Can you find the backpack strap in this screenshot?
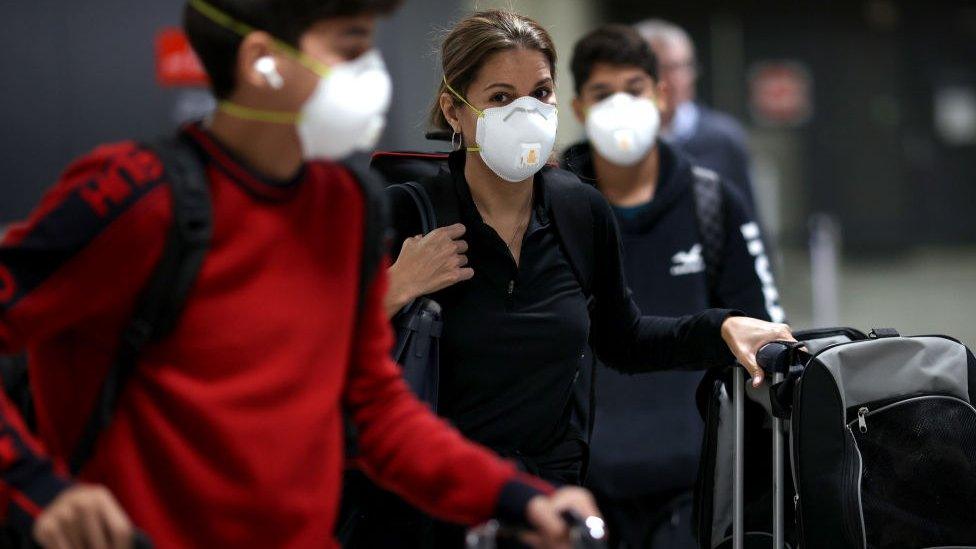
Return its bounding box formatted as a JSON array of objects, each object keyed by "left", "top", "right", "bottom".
[
  {"left": 544, "top": 168, "right": 595, "bottom": 297},
  {"left": 341, "top": 157, "right": 388, "bottom": 314},
  {"left": 388, "top": 182, "right": 437, "bottom": 235},
  {"left": 70, "top": 135, "right": 212, "bottom": 474},
  {"left": 336, "top": 157, "right": 388, "bottom": 464},
  {"left": 690, "top": 166, "right": 726, "bottom": 302},
  {"left": 416, "top": 173, "right": 461, "bottom": 229}
]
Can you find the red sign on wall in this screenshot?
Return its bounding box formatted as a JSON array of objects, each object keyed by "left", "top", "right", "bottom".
[
  {"left": 156, "top": 28, "right": 209, "bottom": 87},
  {"left": 749, "top": 62, "right": 813, "bottom": 127}
]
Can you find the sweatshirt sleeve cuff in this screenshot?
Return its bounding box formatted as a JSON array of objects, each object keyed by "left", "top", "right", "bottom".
[
  {"left": 4, "top": 465, "right": 73, "bottom": 532},
  {"left": 494, "top": 473, "right": 554, "bottom": 527},
  {"left": 703, "top": 308, "right": 743, "bottom": 364}
]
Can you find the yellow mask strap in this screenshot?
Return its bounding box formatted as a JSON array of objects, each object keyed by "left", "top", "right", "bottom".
[
  {"left": 217, "top": 101, "right": 301, "bottom": 124},
  {"left": 442, "top": 76, "right": 483, "bottom": 152},
  {"left": 188, "top": 0, "right": 332, "bottom": 86},
  {"left": 443, "top": 76, "right": 485, "bottom": 119}
]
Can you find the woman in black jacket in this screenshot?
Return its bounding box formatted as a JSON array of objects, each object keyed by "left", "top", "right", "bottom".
[{"left": 385, "top": 9, "right": 792, "bottom": 488}]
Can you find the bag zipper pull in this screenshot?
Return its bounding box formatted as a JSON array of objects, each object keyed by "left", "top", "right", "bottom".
[{"left": 857, "top": 407, "right": 869, "bottom": 433}]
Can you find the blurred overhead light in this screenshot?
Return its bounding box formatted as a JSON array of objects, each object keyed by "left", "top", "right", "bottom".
[{"left": 934, "top": 86, "right": 976, "bottom": 146}]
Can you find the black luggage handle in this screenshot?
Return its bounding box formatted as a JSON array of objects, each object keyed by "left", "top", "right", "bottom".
[
  {"left": 756, "top": 340, "right": 805, "bottom": 376},
  {"left": 561, "top": 510, "right": 607, "bottom": 548},
  {"left": 756, "top": 341, "right": 807, "bottom": 420}
]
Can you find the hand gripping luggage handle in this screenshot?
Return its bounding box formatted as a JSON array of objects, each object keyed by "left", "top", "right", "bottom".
[
  {"left": 465, "top": 510, "right": 607, "bottom": 548},
  {"left": 561, "top": 510, "right": 607, "bottom": 548},
  {"left": 757, "top": 341, "right": 807, "bottom": 421}
]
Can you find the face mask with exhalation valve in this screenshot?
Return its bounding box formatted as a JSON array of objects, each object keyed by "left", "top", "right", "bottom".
[
  {"left": 188, "top": 0, "right": 392, "bottom": 161},
  {"left": 585, "top": 92, "right": 660, "bottom": 167},
  {"left": 444, "top": 77, "right": 558, "bottom": 183}
]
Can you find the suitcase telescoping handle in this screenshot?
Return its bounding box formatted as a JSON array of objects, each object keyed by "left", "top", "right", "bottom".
[{"left": 733, "top": 342, "right": 799, "bottom": 549}]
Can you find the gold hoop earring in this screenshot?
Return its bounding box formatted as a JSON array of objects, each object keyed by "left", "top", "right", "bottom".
[{"left": 451, "top": 131, "right": 463, "bottom": 151}]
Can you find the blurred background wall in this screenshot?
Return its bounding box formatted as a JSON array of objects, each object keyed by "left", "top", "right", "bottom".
[{"left": 1, "top": 0, "right": 974, "bottom": 344}]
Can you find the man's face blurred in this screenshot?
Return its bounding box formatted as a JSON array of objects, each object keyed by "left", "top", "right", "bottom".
[
  {"left": 573, "top": 62, "right": 660, "bottom": 123},
  {"left": 241, "top": 14, "right": 378, "bottom": 112},
  {"left": 648, "top": 37, "right": 697, "bottom": 125}
]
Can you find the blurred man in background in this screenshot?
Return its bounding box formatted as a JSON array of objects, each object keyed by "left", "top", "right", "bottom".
[{"left": 636, "top": 19, "right": 758, "bottom": 212}]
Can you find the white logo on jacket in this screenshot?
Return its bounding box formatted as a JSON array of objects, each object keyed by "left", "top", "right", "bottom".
[{"left": 670, "top": 244, "right": 705, "bottom": 276}]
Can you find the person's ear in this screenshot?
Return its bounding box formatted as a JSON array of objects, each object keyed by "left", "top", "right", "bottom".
[
  {"left": 654, "top": 79, "right": 669, "bottom": 110},
  {"left": 440, "top": 93, "right": 463, "bottom": 134},
  {"left": 236, "top": 31, "right": 280, "bottom": 91},
  {"left": 572, "top": 96, "right": 586, "bottom": 124}
]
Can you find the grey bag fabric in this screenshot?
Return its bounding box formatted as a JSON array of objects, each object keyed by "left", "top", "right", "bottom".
[{"left": 816, "top": 336, "right": 970, "bottom": 410}]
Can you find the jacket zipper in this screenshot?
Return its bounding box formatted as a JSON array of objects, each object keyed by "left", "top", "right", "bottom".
[
  {"left": 842, "top": 427, "right": 866, "bottom": 548},
  {"left": 790, "top": 375, "right": 805, "bottom": 544}
]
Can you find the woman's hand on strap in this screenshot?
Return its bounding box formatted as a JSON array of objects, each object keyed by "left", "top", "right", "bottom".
[
  {"left": 721, "top": 316, "right": 796, "bottom": 387},
  {"left": 384, "top": 224, "right": 474, "bottom": 317}
]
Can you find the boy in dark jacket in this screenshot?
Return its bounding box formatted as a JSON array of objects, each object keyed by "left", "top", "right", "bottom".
[
  {"left": 0, "top": 1, "right": 598, "bottom": 547},
  {"left": 563, "top": 25, "right": 783, "bottom": 549}
]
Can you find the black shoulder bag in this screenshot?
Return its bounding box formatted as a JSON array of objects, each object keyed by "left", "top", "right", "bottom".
[{"left": 385, "top": 182, "right": 444, "bottom": 409}]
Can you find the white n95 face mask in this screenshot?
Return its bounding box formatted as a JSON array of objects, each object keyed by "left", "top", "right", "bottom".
[
  {"left": 189, "top": 0, "right": 392, "bottom": 161},
  {"left": 585, "top": 93, "right": 660, "bottom": 167},
  {"left": 445, "top": 78, "right": 559, "bottom": 183},
  {"left": 296, "top": 49, "right": 392, "bottom": 161}
]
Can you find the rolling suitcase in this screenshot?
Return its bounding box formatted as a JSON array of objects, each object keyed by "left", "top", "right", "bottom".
[{"left": 705, "top": 328, "right": 976, "bottom": 549}]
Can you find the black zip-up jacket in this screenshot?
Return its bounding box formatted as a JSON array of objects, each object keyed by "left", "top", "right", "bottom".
[
  {"left": 388, "top": 151, "right": 739, "bottom": 481},
  {"left": 562, "top": 140, "right": 783, "bottom": 497}
]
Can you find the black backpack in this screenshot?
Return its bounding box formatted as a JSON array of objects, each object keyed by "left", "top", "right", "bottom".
[{"left": 384, "top": 182, "right": 442, "bottom": 409}]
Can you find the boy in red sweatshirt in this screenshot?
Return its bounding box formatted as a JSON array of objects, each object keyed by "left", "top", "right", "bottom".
[{"left": 0, "top": 1, "right": 597, "bottom": 547}]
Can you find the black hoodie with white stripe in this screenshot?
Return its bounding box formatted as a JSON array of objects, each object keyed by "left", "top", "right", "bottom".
[{"left": 562, "top": 139, "right": 784, "bottom": 498}]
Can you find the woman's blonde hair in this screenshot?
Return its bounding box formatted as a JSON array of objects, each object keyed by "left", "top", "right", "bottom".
[{"left": 429, "top": 9, "right": 557, "bottom": 132}]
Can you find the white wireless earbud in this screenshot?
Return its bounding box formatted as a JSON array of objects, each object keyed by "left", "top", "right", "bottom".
[{"left": 254, "top": 56, "right": 284, "bottom": 90}]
